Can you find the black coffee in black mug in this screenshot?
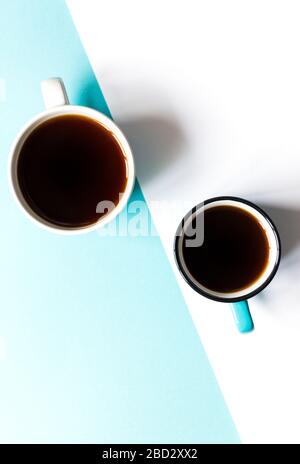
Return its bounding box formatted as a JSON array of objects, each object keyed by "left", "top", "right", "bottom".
[
  {"left": 181, "top": 204, "right": 270, "bottom": 293},
  {"left": 174, "top": 197, "right": 281, "bottom": 333}
]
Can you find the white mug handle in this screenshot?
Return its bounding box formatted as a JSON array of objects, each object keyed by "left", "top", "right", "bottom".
[{"left": 41, "top": 78, "right": 69, "bottom": 109}]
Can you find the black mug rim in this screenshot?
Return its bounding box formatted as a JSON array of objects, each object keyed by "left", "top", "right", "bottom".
[{"left": 173, "top": 196, "right": 281, "bottom": 303}]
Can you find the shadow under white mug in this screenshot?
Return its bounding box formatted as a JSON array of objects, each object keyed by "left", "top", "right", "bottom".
[
  {"left": 174, "top": 197, "right": 281, "bottom": 333},
  {"left": 8, "top": 77, "right": 135, "bottom": 234}
]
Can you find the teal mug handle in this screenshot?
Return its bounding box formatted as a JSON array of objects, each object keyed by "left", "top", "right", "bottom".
[{"left": 231, "top": 301, "right": 254, "bottom": 333}]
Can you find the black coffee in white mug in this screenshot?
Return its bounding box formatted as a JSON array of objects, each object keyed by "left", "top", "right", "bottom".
[
  {"left": 17, "top": 114, "right": 128, "bottom": 228},
  {"left": 9, "top": 78, "right": 135, "bottom": 234}
]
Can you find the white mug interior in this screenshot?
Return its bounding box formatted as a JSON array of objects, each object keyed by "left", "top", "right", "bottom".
[
  {"left": 9, "top": 105, "right": 135, "bottom": 234},
  {"left": 177, "top": 199, "right": 280, "bottom": 300}
]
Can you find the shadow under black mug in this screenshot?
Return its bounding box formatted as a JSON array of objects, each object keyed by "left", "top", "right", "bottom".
[{"left": 174, "top": 197, "right": 281, "bottom": 333}]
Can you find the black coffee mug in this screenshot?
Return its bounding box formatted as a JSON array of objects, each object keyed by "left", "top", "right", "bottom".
[{"left": 174, "top": 197, "right": 281, "bottom": 333}]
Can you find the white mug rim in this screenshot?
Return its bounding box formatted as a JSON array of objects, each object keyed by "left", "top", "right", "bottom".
[{"left": 8, "top": 105, "right": 135, "bottom": 235}]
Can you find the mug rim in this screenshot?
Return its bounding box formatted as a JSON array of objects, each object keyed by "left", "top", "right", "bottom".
[
  {"left": 8, "top": 105, "right": 135, "bottom": 235},
  {"left": 174, "top": 196, "right": 281, "bottom": 303}
]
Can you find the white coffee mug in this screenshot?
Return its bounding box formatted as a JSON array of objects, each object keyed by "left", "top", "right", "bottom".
[{"left": 8, "top": 78, "right": 135, "bottom": 234}]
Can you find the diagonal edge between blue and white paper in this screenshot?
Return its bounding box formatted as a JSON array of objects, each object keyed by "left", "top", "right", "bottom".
[{"left": 0, "top": 0, "right": 239, "bottom": 443}]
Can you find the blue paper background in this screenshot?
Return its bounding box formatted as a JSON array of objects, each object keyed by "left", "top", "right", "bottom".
[{"left": 0, "top": 0, "right": 239, "bottom": 443}]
